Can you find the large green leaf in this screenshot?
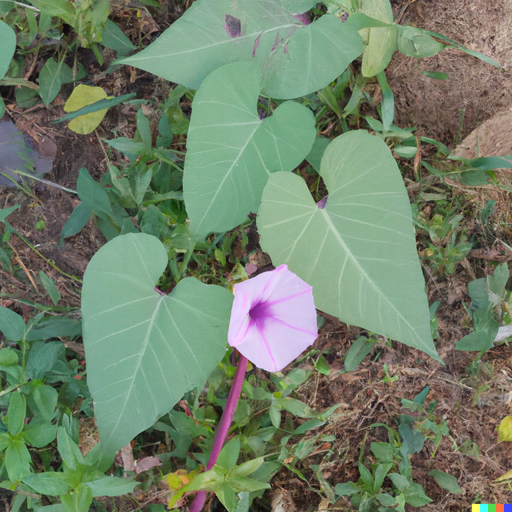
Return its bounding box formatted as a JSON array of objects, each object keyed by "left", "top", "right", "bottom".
[
  {"left": 276, "top": 0, "right": 318, "bottom": 11},
  {"left": 0, "top": 20, "right": 16, "bottom": 81},
  {"left": 82, "top": 233, "right": 233, "bottom": 455},
  {"left": 183, "top": 61, "right": 316, "bottom": 239},
  {"left": 360, "top": 0, "right": 397, "bottom": 77},
  {"left": 120, "top": 0, "right": 364, "bottom": 99},
  {"left": 258, "top": 130, "right": 440, "bottom": 362}
]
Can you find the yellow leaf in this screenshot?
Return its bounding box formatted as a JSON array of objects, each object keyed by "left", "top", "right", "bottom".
[
  {"left": 166, "top": 472, "right": 184, "bottom": 490},
  {"left": 166, "top": 467, "right": 200, "bottom": 490},
  {"left": 64, "top": 84, "right": 108, "bottom": 135},
  {"left": 495, "top": 467, "right": 512, "bottom": 482},
  {"left": 498, "top": 415, "right": 512, "bottom": 442}
]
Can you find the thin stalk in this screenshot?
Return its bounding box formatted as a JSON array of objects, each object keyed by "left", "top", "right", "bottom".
[
  {"left": 21, "top": 335, "right": 28, "bottom": 372},
  {"left": 12, "top": 169, "right": 78, "bottom": 194},
  {"left": 0, "top": 382, "right": 26, "bottom": 399},
  {"left": 10, "top": 229, "right": 83, "bottom": 284},
  {"left": 13, "top": 1, "right": 40, "bottom": 11},
  {"left": 189, "top": 354, "right": 248, "bottom": 512}
]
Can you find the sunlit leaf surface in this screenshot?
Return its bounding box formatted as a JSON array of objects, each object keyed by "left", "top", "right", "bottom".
[
  {"left": 64, "top": 85, "right": 108, "bottom": 135},
  {"left": 258, "top": 130, "right": 440, "bottom": 361},
  {"left": 82, "top": 233, "right": 233, "bottom": 455},
  {"left": 183, "top": 61, "right": 316, "bottom": 239},
  {"left": 121, "top": 0, "right": 364, "bottom": 99}
]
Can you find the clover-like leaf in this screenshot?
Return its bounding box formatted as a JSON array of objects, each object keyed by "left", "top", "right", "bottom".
[
  {"left": 82, "top": 233, "right": 233, "bottom": 456},
  {"left": 258, "top": 130, "right": 440, "bottom": 362},
  {"left": 120, "top": 0, "right": 364, "bottom": 99},
  {"left": 183, "top": 61, "right": 316, "bottom": 240}
]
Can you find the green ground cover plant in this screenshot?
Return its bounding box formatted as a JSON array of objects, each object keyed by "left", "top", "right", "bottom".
[
  {"left": 335, "top": 387, "right": 460, "bottom": 511},
  {"left": 456, "top": 263, "right": 511, "bottom": 354},
  {"left": 0, "top": 0, "right": 137, "bottom": 115},
  {"left": 0, "top": 0, "right": 511, "bottom": 510}
]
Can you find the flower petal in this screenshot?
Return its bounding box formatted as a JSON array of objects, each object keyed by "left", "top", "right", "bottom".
[
  {"left": 227, "top": 292, "right": 251, "bottom": 347},
  {"left": 228, "top": 264, "right": 287, "bottom": 346},
  {"left": 228, "top": 265, "right": 317, "bottom": 372},
  {"left": 235, "top": 320, "right": 279, "bottom": 372}
]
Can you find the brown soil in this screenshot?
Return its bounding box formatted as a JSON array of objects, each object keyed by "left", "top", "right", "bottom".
[
  {"left": 389, "top": 0, "right": 512, "bottom": 147},
  {"left": 1, "top": 1, "right": 512, "bottom": 511},
  {"left": 0, "top": 106, "right": 108, "bottom": 320},
  {"left": 453, "top": 109, "right": 512, "bottom": 160},
  {"left": 293, "top": 316, "right": 512, "bottom": 511}
]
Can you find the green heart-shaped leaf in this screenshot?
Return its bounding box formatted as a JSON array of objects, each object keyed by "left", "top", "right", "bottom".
[
  {"left": 258, "top": 130, "right": 440, "bottom": 362},
  {"left": 121, "top": 0, "right": 364, "bottom": 99},
  {"left": 183, "top": 61, "right": 316, "bottom": 239},
  {"left": 82, "top": 233, "right": 233, "bottom": 455},
  {"left": 261, "top": 14, "right": 365, "bottom": 98}
]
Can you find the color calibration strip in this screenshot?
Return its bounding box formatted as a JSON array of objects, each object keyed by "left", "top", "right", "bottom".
[{"left": 472, "top": 506, "right": 512, "bottom": 511}]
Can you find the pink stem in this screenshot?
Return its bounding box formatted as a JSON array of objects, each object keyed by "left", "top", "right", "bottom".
[{"left": 189, "top": 354, "right": 248, "bottom": 512}]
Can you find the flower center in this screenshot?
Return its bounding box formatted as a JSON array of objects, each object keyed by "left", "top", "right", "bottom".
[{"left": 249, "top": 301, "right": 270, "bottom": 321}]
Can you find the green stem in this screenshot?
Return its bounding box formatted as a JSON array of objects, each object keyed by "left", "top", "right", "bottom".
[
  {"left": 0, "top": 382, "right": 26, "bottom": 399},
  {"left": 12, "top": 230, "right": 83, "bottom": 284}
]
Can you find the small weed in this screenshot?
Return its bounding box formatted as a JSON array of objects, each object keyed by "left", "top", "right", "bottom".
[
  {"left": 333, "top": 387, "right": 460, "bottom": 511},
  {"left": 416, "top": 206, "right": 473, "bottom": 276},
  {"left": 457, "top": 262, "right": 511, "bottom": 354}
]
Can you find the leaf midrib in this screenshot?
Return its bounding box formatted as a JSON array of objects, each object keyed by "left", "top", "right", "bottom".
[
  {"left": 319, "top": 207, "right": 428, "bottom": 350},
  {"left": 101, "top": 294, "right": 165, "bottom": 449},
  {"left": 192, "top": 122, "right": 261, "bottom": 234}
]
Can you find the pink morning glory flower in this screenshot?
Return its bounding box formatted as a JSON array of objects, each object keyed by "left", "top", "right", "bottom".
[
  {"left": 190, "top": 266, "right": 317, "bottom": 511},
  {"left": 228, "top": 264, "right": 318, "bottom": 372}
]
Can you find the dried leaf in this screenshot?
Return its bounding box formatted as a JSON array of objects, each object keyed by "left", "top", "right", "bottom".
[{"left": 134, "top": 456, "right": 162, "bottom": 474}]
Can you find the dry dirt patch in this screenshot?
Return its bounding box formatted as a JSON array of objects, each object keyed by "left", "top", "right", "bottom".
[{"left": 389, "top": 0, "right": 512, "bottom": 145}]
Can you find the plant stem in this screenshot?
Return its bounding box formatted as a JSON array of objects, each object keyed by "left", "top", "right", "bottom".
[
  {"left": 0, "top": 382, "right": 26, "bottom": 399},
  {"left": 11, "top": 169, "right": 78, "bottom": 194},
  {"left": 189, "top": 354, "right": 248, "bottom": 512},
  {"left": 10, "top": 229, "right": 83, "bottom": 284},
  {"left": 208, "top": 354, "right": 248, "bottom": 469},
  {"left": 13, "top": 1, "right": 40, "bottom": 11}
]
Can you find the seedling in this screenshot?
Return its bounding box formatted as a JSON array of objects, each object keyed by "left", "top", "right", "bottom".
[
  {"left": 456, "top": 262, "right": 511, "bottom": 354},
  {"left": 416, "top": 207, "right": 472, "bottom": 276}
]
